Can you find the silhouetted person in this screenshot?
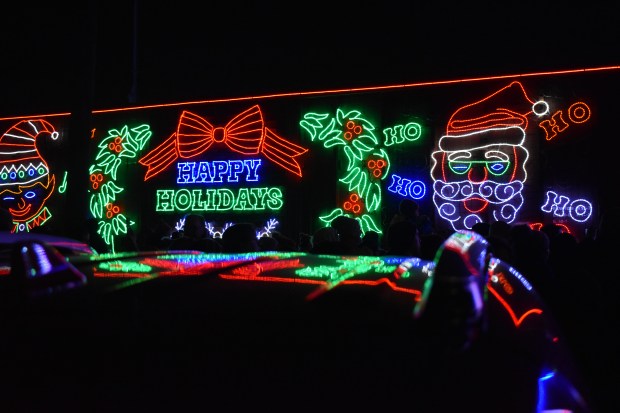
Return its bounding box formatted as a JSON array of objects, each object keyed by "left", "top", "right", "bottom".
[
  {"left": 388, "top": 198, "right": 419, "bottom": 228},
  {"left": 487, "top": 234, "right": 514, "bottom": 263},
  {"left": 489, "top": 220, "right": 512, "bottom": 241},
  {"left": 471, "top": 222, "right": 490, "bottom": 238},
  {"left": 330, "top": 215, "right": 373, "bottom": 255},
  {"left": 310, "top": 226, "right": 339, "bottom": 254},
  {"left": 419, "top": 232, "right": 446, "bottom": 261},
  {"left": 540, "top": 222, "right": 564, "bottom": 242},
  {"left": 385, "top": 219, "right": 420, "bottom": 256},
  {"left": 360, "top": 230, "right": 386, "bottom": 255},
  {"left": 138, "top": 213, "right": 174, "bottom": 251},
  {"left": 258, "top": 235, "right": 279, "bottom": 251},
  {"left": 221, "top": 222, "right": 260, "bottom": 253},
  {"left": 297, "top": 232, "right": 313, "bottom": 252},
  {"left": 415, "top": 214, "right": 435, "bottom": 236},
  {"left": 509, "top": 224, "right": 553, "bottom": 299},
  {"left": 271, "top": 230, "right": 297, "bottom": 252},
  {"left": 487, "top": 220, "right": 514, "bottom": 263}
]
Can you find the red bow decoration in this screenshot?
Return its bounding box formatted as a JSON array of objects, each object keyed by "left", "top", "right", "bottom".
[{"left": 139, "top": 105, "right": 308, "bottom": 180}]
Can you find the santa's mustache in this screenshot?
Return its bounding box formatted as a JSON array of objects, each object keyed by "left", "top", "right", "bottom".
[{"left": 433, "top": 180, "right": 523, "bottom": 203}]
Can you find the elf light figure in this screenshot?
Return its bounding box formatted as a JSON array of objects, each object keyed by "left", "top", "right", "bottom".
[
  {"left": 0, "top": 119, "right": 59, "bottom": 232},
  {"left": 431, "top": 81, "right": 549, "bottom": 231}
]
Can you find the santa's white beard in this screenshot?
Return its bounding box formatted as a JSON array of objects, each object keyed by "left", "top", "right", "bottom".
[{"left": 432, "top": 179, "right": 524, "bottom": 231}]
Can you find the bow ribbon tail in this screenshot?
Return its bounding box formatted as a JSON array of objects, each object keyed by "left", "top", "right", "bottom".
[
  {"left": 260, "top": 128, "right": 308, "bottom": 177},
  {"left": 139, "top": 133, "right": 179, "bottom": 181}
]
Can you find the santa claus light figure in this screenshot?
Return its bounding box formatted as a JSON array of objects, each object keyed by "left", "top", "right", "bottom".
[{"left": 431, "top": 81, "right": 549, "bottom": 231}]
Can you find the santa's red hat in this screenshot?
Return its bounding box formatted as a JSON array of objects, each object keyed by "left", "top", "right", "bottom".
[{"left": 439, "top": 81, "right": 536, "bottom": 151}]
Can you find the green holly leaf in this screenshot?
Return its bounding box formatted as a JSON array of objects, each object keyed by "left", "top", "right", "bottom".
[
  {"left": 100, "top": 181, "right": 123, "bottom": 204},
  {"left": 340, "top": 167, "right": 360, "bottom": 186},
  {"left": 89, "top": 192, "right": 104, "bottom": 219},
  {"left": 317, "top": 118, "right": 337, "bottom": 141},
  {"left": 131, "top": 124, "right": 152, "bottom": 150},
  {"left": 103, "top": 157, "right": 121, "bottom": 180},
  {"left": 100, "top": 221, "right": 112, "bottom": 244},
  {"left": 88, "top": 165, "right": 102, "bottom": 175},
  {"left": 365, "top": 182, "right": 382, "bottom": 213},
  {"left": 336, "top": 109, "right": 362, "bottom": 125},
  {"left": 96, "top": 152, "right": 115, "bottom": 166},
  {"left": 359, "top": 214, "right": 382, "bottom": 234},
  {"left": 353, "top": 170, "right": 368, "bottom": 198},
  {"left": 123, "top": 139, "right": 138, "bottom": 154},
  {"left": 324, "top": 136, "right": 346, "bottom": 148},
  {"left": 113, "top": 214, "right": 128, "bottom": 235},
  {"left": 119, "top": 148, "right": 137, "bottom": 159},
  {"left": 352, "top": 137, "right": 374, "bottom": 153},
  {"left": 300, "top": 113, "right": 330, "bottom": 140},
  {"left": 344, "top": 146, "right": 364, "bottom": 170},
  {"left": 319, "top": 208, "right": 344, "bottom": 226}
]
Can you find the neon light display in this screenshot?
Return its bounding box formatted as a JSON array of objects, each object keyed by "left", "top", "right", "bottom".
[
  {"left": 174, "top": 216, "right": 278, "bottom": 239},
  {"left": 387, "top": 173, "right": 427, "bottom": 200},
  {"left": 382, "top": 122, "right": 422, "bottom": 146},
  {"left": 301, "top": 108, "right": 422, "bottom": 234},
  {"left": 155, "top": 187, "right": 283, "bottom": 212},
  {"left": 541, "top": 190, "right": 592, "bottom": 223},
  {"left": 0, "top": 119, "right": 59, "bottom": 232},
  {"left": 1, "top": 65, "right": 614, "bottom": 244},
  {"left": 529, "top": 222, "right": 572, "bottom": 235},
  {"left": 139, "top": 105, "right": 309, "bottom": 180},
  {"left": 176, "top": 159, "right": 262, "bottom": 184},
  {"left": 431, "top": 81, "right": 549, "bottom": 231},
  {"left": 206, "top": 222, "right": 233, "bottom": 239},
  {"left": 88, "top": 124, "right": 152, "bottom": 252},
  {"left": 538, "top": 101, "right": 590, "bottom": 141},
  {"left": 93, "top": 252, "right": 275, "bottom": 278},
  {"left": 257, "top": 218, "right": 279, "bottom": 238},
  {"left": 219, "top": 254, "right": 424, "bottom": 301},
  {"left": 300, "top": 109, "right": 386, "bottom": 232}
]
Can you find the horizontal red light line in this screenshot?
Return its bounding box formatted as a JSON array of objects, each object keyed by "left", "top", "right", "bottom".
[{"left": 1, "top": 65, "right": 618, "bottom": 121}]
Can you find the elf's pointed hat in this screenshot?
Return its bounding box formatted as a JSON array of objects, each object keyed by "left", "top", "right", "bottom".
[
  {"left": 439, "top": 81, "right": 536, "bottom": 151},
  {"left": 0, "top": 119, "right": 58, "bottom": 187}
]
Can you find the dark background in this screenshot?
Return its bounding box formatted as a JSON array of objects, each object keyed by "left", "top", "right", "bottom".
[
  {"left": 1, "top": 4, "right": 620, "bottom": 412},
  {"left": 0, "top": 1, "right": 619, "bottom": 239},
  {"left": 1, "top": 1, "right": 618, "bottom": 117}
]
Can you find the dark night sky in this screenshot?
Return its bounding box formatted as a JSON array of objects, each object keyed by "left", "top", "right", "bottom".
[{"left": 1, "top": 1, "right": 618, "bottom": 117}]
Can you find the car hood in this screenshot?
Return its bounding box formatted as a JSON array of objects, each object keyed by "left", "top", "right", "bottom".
[{"left": 0, "top": 232, "right": 591, "bottom": 413}]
